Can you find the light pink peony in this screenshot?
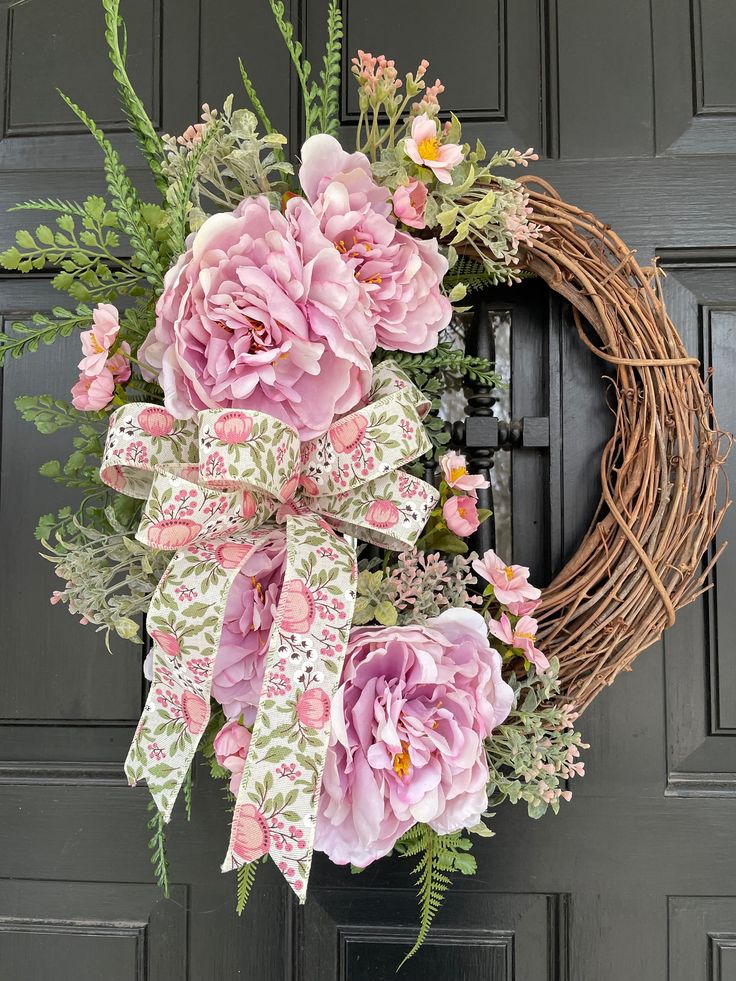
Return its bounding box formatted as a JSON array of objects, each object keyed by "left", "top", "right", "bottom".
[
  {"left": 392, "top": 180, "right": 428, "bottom": 229},
  {"left": 439, "top": 451, "right": 490, "bottom": 496},
  {"left": 213, "top": 719, "right": 252, "bottom": 794},
  {"left": 315, "top": 609, "right": 514, "bottom": 867},
  {"left": 405, "top": 113, "right": 464, "bottom": 184},
  {"left": 472, "top": 549, "right": 541, "bottom": 606},
  {"left": 71, "top": 368, "right": 115, "bottom": 411},
  {"left": 139, "top": 194, "right": 376, "bottom": 439},
  {"left": 211, "top": 536, "right": 287, "bottom": 724},
  {"left": 78, "top": 303, "right": 120, "bottom": 375},
  {"left": 443, "top": 494, "right": 480, "bottom": 537},
  {"left": 299, "top": 134, "right": 451, "bottom": 354}
]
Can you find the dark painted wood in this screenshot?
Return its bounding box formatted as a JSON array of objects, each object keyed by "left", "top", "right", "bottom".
[{"left": 1, "top": 1, "right": 735, "bottom": 978}]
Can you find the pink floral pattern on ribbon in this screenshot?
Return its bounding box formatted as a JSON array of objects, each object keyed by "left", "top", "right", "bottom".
[{"left": 99, "top": 361, "right": 439, "bottom": 901}]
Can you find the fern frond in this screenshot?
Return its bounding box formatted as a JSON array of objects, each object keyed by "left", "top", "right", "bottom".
[
  {"left": 0, "top": 306, "right": 91, "bottom": 366},
  {"left": 166, "top": 125, "right": 217, "bottom": 258},
  {"left": 318, "top": 0, "right": 343, "bottom": 136},
  {"left": 57, "top": 90, "right": 165, "bottom": 287},
  {"left": 238, "top": 58, "right": 276, "bottom": 137},
  {"left": 266, "top": 0, "right": 319, "bottom": 137},
  {"left": 9, "top": 198, "right": 87, "bottom": 216},
  {"left": 397, "top": 824, "right": 477, "bottom": 966},
  {"left": 147, "top": 802, "right": 170, "bottom": 899},
  {"left": 102, "top": 0, "right": 166, "bottom": 193},
  {"left": 236, "top": 862, "right": 258, "bottom": 915},
  {"left": 183, "top": 765, "right": 193, "bottom": 822}
]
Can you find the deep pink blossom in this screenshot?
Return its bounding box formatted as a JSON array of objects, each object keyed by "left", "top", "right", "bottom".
[
  {"left": 78, "top": 303, "right": 120, "bottom": 376},
  {"left": 443, "top": 495, "right": 480, "bottom": 537},
  {"left": 439, "top": 451, "right": 490, "bottom": 496},
  {"left": 139, "top": 194, "right": 375, "bottom": 439},
  {"left": 488, "top": 613, "right": 549, "bottom": 674},
  {"left": 71, "top": 369, "right": 115, "bottom": 411},
  {"left": 472, "top": 549, "right": 541, "bottom": 606},
  {"left": 315, "top": 609, "right": 513, "bottom": 866},
  {"left": 299, "top": 134, "right": 451, "bottom": 353},
  {"left": 392, "top": 180, "right": 428, "bottom": 229},
  {"left": 212, "top": 535, "right": 287, "bottom": 723}
]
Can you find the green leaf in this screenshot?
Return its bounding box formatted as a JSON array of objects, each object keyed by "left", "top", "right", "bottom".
[
  {"left": 374, "top": 600, "right": 398, "bottom": 626},
  {"left": 236, "top": 861, "right": 258, "bottom": 915},
  {"left": 16, "top": 395, "right": 103, "bottom": 434},
  {"left": 102, "top": 0, "right": 166, "bottom": 192}
]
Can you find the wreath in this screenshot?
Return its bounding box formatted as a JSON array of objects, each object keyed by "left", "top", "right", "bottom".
[{"left": 0, "top": 0, "right": 727, "bottom": 964}]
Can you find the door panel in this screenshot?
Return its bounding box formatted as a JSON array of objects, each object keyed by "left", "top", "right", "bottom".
[{"left": 1, "top": 1, "right": 735, "bottom": 979}]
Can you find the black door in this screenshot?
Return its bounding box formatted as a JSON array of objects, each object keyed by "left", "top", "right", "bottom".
[{"left": 1, "top": 2, "right": 735, "bottom": 979}]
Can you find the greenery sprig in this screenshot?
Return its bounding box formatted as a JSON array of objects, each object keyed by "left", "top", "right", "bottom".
[
  {"left": 395, "top": 824, "right": 477, "bottom": 965},
  {"left": 102, "top": 0, "right": 166, "bottom": 192}
]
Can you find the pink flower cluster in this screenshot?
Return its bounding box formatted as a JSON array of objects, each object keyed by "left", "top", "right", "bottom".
[
  {"left": 473, "top": 549, "right": 548, "bottom": 673},
  {"left": 439, "top": 450, "right": 490, "bottom": 538},
  {"left": 315, "top": 609, "right": 513, "bottom": 866},
  {"left": 140, "top": 136, "right": 452, "bottom": 436},
  {"left": 71, "top": 304, "right": 130, "bottom": 411},
  {"left": 350, "top": 50, "right": 404, "bottom": 97}
]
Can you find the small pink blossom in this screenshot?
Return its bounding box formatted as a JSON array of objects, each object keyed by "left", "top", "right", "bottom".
[
  {"left": 71, "top": 368, "right": 115, "bottom": 411},
  {"left": 107, "top": 341, "right": 131, "bottom": 383},
  {"left": 439, "top": 451, "right": 490, "bottom": 496},
  {"left": 443, "top": 495, "right": 479, "bottom": 537},
  {"left": 405, "top": 113, "right": 464, "bottom": 184},
  {"left": 488, "top": 613, "right": 549, "bottom": 673},
  {"left": 392, "top": 180, "right": 428, "bottom": 229},
  {"left": 472, "top": 549, "right": 541, "bottom": 606},
  {"left": 78, "top": 303, "right": 120, "bottom": 375}
]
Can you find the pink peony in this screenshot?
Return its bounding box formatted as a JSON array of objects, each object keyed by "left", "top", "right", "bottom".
[
  {"left": 439, "top": 451, "right": 490, "bottom": 496},
  {"left": 211, "top": 536, "right": 287, "bottom": 723},
  {"left": 392, "top": 179, "right": 428, "bottom": 229},
  {"left": 71, "top": 368, "right": 115, "bottom": 411},
  {"left": 488, "top": 613, "right": 549, "bottom": 673},
  {"left": 405, "top": 113, "right": 465, "bottom": 184},
  {"left": 443, "top": 495, "right": 480, "bottom": 537},
  {"left": 472, "top": 549, "right": 541, "bottom": 606},
  {"left": 299, "top": 134, "right": 451, "bottom": 354},
  {"left": 78, "top": 303, "right": 120, "bottom": 375},
  {"left": 315, "top": 609, "right": 513, "bottom": 866},
  {"left": 139, "top": 194, "right": 376, "bottom": 439},
  {"left": 213, "top": 719, "right": 252, "bottom": 794}
]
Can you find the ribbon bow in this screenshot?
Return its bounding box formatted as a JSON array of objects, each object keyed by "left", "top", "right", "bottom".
[{"left": 100, "top": 361, "right": 438, "bottom": 901}]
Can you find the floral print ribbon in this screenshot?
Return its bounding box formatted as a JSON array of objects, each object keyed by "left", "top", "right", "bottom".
[{"left": 99, "top": 361, "right": 438, "bottom": 901}]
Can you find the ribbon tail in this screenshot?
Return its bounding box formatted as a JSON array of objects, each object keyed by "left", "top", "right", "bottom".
[
  {"left": 125, "top": 531, "right": 273, "bottom": 821},
  {"left": 222, "top": 514, "right": 357, "bottom": 902}
]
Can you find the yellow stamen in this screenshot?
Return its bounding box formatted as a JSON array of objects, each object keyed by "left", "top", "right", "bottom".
[
  {"left": 449, "top": 465, "right": 468, "bottom": 483},
  {"left": 504, "top": 566, "right": 514, "bottom": 581},
  {"left": 392, "top": 741, "right": 411, "bottom": 779},
  {"left": 515, "top": 631, "right": 535, "bottom": 641},
  {"left": 418, "top": 137, "right": 441, "bottom": 161},
  {"left": 91, "top": 335, "right": 105, "bottom": 353}
]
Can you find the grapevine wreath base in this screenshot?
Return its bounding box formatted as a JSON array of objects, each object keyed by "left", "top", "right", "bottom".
[
  {"left": 508, "top": 180, "right": 730, "bottom": 711},
  {"left": 0, "top": 0, "right": 730, "bottom": 962}
]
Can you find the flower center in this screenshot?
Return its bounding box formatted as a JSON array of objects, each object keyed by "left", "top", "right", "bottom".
[
  {"left": 418, "top": 136, "right": 441, "bottom": 161},
  {"left": 515, "top": 631, "right": 535, "bottom": 641},
  {"left": 449, "top": 465, "right": 467, "bottom": 483},
  {"left": 91, "top": 335, "right": 105, "bottom": 354},
  {"left": 392, "top": 741, "right": 411, "bottom": 779},
  {"left": 504, "top": 566, "right": 514, "bottom": 581}
]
